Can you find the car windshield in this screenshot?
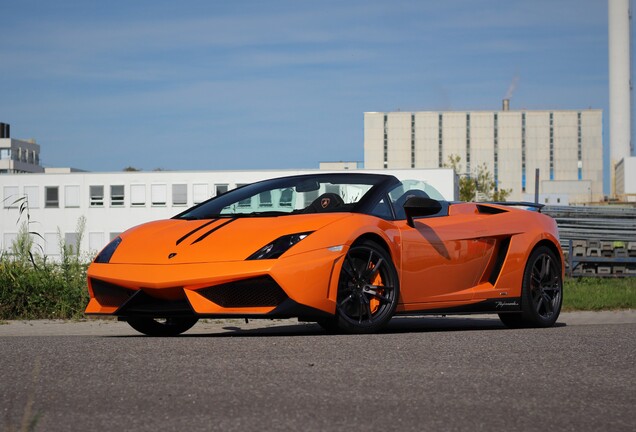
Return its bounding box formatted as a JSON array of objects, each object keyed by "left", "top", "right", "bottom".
[{"left": 175, "top": 174, "right": 387, "bottom": 219}]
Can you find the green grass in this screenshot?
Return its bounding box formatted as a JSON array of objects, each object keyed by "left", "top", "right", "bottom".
[
  {"left": 563, "top": 277, "right": 636, "bottom": 311},
  {"left": 1, "top": 250, "right": 635, "bottom": 319}
]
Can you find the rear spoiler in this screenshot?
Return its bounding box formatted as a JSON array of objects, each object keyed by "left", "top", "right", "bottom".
[{"left": 484, "top": 201, "right": 545, "bottom": 212}]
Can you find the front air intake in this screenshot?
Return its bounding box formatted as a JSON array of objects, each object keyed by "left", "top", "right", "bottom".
[
  {"left": 90, "top": 278, "right": 135, "bottom": 308},
  {"left": 198, "top": 276, "right": 287, "bottom": 308}
]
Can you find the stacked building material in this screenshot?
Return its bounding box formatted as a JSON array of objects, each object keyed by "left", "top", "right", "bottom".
[{"left": 542, "top": 206, "right": 636, "bottom": 277}]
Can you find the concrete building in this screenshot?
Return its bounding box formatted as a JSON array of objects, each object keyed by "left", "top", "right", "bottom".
[
  {"left": 364, "top": 106, "right": 603, "bottom": 203},
  {"left": 0, "top": 123, "right": 44, "bottom": 174},
  {"left": 0, "top": 168, "right": 456, "bottom": 259},
  {"left": 615, "top": 157, "right": 636, "bottom": 200},
  {"left": 608, "top": 0, "right": 635, "bottom": 201}
]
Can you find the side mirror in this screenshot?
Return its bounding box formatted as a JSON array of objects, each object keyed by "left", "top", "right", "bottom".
[{"left": 403, "top": 196, "right": 442, "bottom": 227}]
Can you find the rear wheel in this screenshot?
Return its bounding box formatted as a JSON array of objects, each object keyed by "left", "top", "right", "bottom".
[
  {"left": 499, "top": 246, "right": 562, "bottom": 328},
  {"left": 126, "top": 317, "right": 198, "bottom": 336},
  {"left": 327, "top": 241, "right": 399, "bottom": 334}
]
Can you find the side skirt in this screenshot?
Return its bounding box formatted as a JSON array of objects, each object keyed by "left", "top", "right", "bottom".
[{"left": 395, "top": 297, "right": 522, "bottom": 315}]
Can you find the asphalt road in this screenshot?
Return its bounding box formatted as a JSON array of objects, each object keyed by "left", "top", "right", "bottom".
[{"left": 1, "top": 312, "right": 635, "bottom": 432}]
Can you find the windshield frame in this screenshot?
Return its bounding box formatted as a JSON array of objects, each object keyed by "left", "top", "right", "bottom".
[{"left": 173, "top": 173, "right": 400, "bottom": 220}]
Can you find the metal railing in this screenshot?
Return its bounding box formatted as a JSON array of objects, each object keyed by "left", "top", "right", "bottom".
[{"left": 542, "top": 206, "right": 636, "bottom": 277}]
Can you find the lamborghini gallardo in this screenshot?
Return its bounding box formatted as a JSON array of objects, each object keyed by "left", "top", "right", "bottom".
[{"left": 85, "top": 173, "right": 563, "bottom": 335}]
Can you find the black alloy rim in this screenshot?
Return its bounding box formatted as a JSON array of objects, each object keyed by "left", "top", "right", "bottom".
[
  {"left": 337, "top": 246, "right": 396, "bottom": 325},
  {"left": 529, "top": 253, "right": 562, "bottom": 319}
]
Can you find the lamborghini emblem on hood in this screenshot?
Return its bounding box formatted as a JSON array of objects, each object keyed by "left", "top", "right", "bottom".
[{"left": 321, "top": 198, "right": 331, "bottom": 208}]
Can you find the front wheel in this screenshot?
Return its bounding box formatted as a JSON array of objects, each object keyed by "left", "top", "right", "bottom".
[
  {"left": 126, "top": 317, "right": 199, "bottom": 336},
  {"left": 330, "top": 241, "right": 399, "bottom": 334}
]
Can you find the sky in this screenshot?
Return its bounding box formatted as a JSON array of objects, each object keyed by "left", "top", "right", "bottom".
[{"left": 0, "top": 0, "right": 622, "bottom": 180}]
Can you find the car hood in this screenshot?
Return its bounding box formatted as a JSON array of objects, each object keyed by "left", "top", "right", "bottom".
[{"left": 108, "top": 213, "right": 350, "bottom": 264}]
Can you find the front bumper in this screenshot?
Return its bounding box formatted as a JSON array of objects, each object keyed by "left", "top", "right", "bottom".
[{"left": 85, "top": 247, "right": 346, "bottom": 319}]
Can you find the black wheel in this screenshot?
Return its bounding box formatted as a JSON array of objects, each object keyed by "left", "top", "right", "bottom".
[
  {"left": 500, "top": 246, "right": 562, "bottom": 328},
  {"left": 332, "top": 241, "right": 399, "bottom": 334},
  {"left": 126, "top": 317, "right": 198, "bottom": 336}
]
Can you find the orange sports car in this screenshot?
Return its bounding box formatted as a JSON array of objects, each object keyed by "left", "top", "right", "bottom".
[{"left": 85, "top": 173, "right": 563, "bottom": 336}]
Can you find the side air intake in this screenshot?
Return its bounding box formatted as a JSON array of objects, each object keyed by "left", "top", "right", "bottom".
[{"left": 488, "top": 238, "right": 511, "bottom": 285}]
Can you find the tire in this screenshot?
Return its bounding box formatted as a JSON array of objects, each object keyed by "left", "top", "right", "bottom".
[
  {"left": 500, "top": 246, "right": 562, "bottom": 328},
  {"left": 126, "top": 317, "right": 199, "bottom": 336},
  {"left": 331, "top": 241, "right": 399, "bottom": 334}
]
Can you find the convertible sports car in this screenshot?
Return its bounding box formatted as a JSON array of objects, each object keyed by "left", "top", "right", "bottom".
[{"left": 85, "top": 173, "right": 563, "bottom": 335}]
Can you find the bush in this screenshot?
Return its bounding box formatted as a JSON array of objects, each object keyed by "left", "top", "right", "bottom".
[
  {"left": 0, "top": 216, "right": 90, "bottom": 320},
  {"left": 0, "top": 256, "right": 89, "bottom": 320}
]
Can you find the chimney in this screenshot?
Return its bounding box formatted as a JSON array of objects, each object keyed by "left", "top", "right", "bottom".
[
  {"left": 0, "top": 123, "right": 6, "bottom": 138},
  {"left": 502, "top": 99, "right": 510, "bottom": 111}
]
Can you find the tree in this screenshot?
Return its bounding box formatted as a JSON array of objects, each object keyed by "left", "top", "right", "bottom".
[
  {"left": 123, "top": 166, "right": 140, "bottom": 171},
  {"left": 444, "top": 155, "right": 511, "bottom": 202}
]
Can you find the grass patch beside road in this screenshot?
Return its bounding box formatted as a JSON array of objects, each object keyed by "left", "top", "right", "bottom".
[
  {"left": 1, "top": 250, "right": 634, "bottom": 319},
  {"left": 563, "top": 277, "right": 636, "bottom": 311}
]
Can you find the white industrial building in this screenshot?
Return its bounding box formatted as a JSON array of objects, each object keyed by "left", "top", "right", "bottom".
[
  {"left": 364, "top": 105, "right": 604, "bottom": 203},
  {"left": 0, "top": 168, "right": 456, "bottom": 259},
  {"left": 609, "top": 0, "right": 635, "bottom": 201}
]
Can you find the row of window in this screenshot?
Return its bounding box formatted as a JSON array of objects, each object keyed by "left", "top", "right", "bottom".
[
  {"left": 0, "top": 147, "right": 39, "bottom": 164},
  {"left": 2, "top": 183, "right": 231, "bottom": 209}
]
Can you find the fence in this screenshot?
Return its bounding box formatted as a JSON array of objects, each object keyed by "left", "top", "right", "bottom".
[{"left": 542, "top": 206, "right": 636, "bottom": 277}]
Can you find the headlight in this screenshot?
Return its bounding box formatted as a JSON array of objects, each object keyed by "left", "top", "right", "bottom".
[
  {"left": 247, "top": 232, "right": 313, "bottom": 260},
  {"left": 94, "top": 237, "right": 122, "bottom": 263}
]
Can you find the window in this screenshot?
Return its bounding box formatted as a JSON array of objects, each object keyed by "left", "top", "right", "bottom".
[
  {"left": 44, "top": 233, "right": 59, "bottom": 256},
  {"left": 89, "top": 232, "right": 104, "bottom": 253},
  {"left": 279, "top": 188, "right": 293, "bottom": 207},
  {"left": 65, "top": 233, "right": 79, "bottom": 254},
  {"left": 549, "top": 112, "right": 554, "bottom": 181},
  {"left": 24, "top": 186, "right": 39, "bottom": 209},
  {"left": 110, "top": 232, "right": 122, "bottom": 241},
  {"left": 151, "top": 184, "right": 167, "bottom": 206},
  {"left": 3, "top": 186, "right": 18, "bottom": 208},
  {"left": 438, "top": 113, "right": 443, "bottom": 167},
  {"left": 65, "top": 185, "right": 80, "bottom": 208},
  {"left": 3, "top": 233, "right": 17, "bottom": 250},
  {"left": 90, "top": 185, "right": 104, "bottom": 207},
  {"left": 411, "top": 113, "right": 416, "bottom": 168},
  {"left": 130, "top": 184, "right": 146, "bottom": 206},
  {"left": 45, "top": 187, "right": 59, "bottom": 208},
  {"left": 215, "top": 184, "right": 228, "bottom": 196},
  {"left": 111, "top": 185, "right": 124, "bottom": 207},
  {"left": 193, "top": 184, "right": 208, "bottom": 204},
  {"left": 258, "top": 191, "right": 272, "bottom": 207},
  {"left": 383, "top": 114, "right": 388, "bottom": 168},
  {"left": 172, "top": 184, "right": 187, "bottom": 206}
]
